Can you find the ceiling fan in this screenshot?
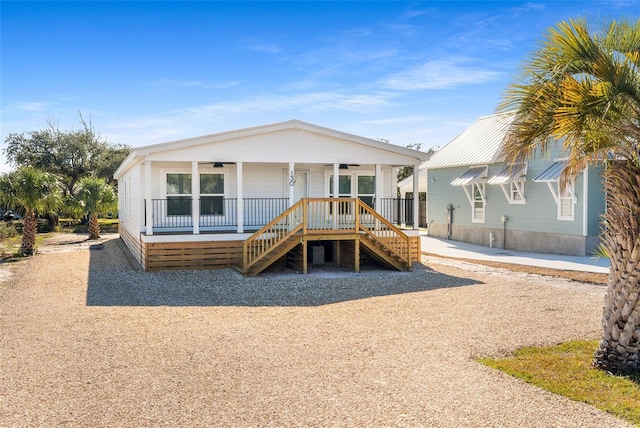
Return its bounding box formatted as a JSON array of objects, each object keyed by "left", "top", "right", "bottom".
[
  {"left": 207, "top": 162, "right": 236, "bottom": 168},
  {"left": 324, "top": 163, "right": 361, "bottom": 169}
]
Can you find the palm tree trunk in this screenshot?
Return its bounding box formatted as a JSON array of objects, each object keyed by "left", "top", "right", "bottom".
[
  {"left": 21, "top": 211, "right": 37, "bottom": 256},
  {"left": 594, "top": 159, "right": 640, "bottom": 375},
  {"left": 88, "top": 213, "right": 100, "bottom": 240}
]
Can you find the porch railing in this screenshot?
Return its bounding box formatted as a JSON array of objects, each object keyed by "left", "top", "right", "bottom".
[
  {"left": 378, "top": 198, "right": 414, "bottom": 227},
  {"left": 148, "top": 197, "right": 422, "bottom": 231},
  {"left": 149, "top": 197, "right": 289, "bottom": 230},
  {"left": 243, "top": 198, "right": 289, "bottom": 227},
  {"left": 152, "top": 198, "right": 193, "bottom": 228}
]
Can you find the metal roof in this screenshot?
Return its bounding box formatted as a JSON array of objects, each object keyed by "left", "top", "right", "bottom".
[
  {"left": 487, "top": 163, "right": 526, "bottom": 185},
  {"left": 423, "top": 112, "right": 516, "bottom": 169},
  {"left": 450, "top": 166, "right": 487, "bottom": 186},
  {"left": 533, "top": 161, "right": 566, "bottom": 182}
]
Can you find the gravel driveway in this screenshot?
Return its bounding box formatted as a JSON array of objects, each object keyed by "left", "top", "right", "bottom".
[{"left": 0, "top": 235, "right": 631, "bottom": 427}]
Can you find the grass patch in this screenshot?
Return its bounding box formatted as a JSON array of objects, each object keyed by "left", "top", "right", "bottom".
[
  {"left": 57, "top": 218, "right": 119, "bottom": 234},
  {"left": 0, "top": 233, "right": 51, "bottom": 258},
  {"left": 479, "top": 340, "right": 640, "bottom": 425}
]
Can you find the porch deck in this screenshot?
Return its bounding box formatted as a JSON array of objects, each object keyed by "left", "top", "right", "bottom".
[{"left": 135, "top": 198, "right": 421, "bottom": 274}]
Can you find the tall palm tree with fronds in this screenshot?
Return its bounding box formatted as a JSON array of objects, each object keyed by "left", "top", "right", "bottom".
[
  {"left": 499, "top": 18, "right": 640, "bottom": 375},
  {"left": 76, "top": 176, "right": 117, "bottom": 240},
  {"left": 0, "top": 167, "right": 63, "bottom": 255}
]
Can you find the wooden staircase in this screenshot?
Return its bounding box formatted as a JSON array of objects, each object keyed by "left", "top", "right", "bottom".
[
  {"left": 244, "top": 235, "right": 301, "bottom": 276},
  {"left": 359, "top": 233, "right": 410, "bottom": 271},
  {"left": 242, "top": 198, "right": 412, "bottom": 276}
]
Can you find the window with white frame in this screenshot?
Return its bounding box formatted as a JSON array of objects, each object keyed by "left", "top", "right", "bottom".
[
  {"left": 166, "top": 173, "right": 192, "bottom": 216},
  {"left": 200, "top": 173, "right": 225, "bottom": 215},
  {"left": 487, "top": 163, "right": 526, "bottom": 204},
  {"left": 357, "top": 175, "right": 375, "bottom": 208},
  {"left": 329, "top": 174, "right": 352, "bottom": 214},
  {"left": 558, "top": 182, "right": 575, "bottom": 220},
  {"left": 510, "top": 181, "right": 525, "bottom": 203},
  {"left": 472, "top": 183, "right": 485, "bottom": 222}
]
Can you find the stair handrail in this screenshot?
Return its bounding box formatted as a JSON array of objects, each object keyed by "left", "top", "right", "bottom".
[
  {"left": 243, "top": 199, "right": 305, "bottom": 272},
  {"left": 356, "top": 199, "right": 411, "bottom": 267}
]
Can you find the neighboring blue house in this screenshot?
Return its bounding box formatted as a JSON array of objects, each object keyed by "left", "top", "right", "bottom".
[{"left": 399, "top": 112, "right": 605, "bottom": 256}]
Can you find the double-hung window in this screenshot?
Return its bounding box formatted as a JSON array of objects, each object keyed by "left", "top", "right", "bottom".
[
  {"left": 329, "top": 175, "right": 352, "bottom": 214},
  {"left": 510, "top": 181, "right": 525, "bottom": 203},
  {"left": 166, "top": 173, "right": 192, "bottom": 216},
  {"left": 558, "top": 182, "right": 575, "bottom": 220},
  {"left": 200, "top": 173, "right": 225, "bottom": 215},
  {"left": 533, "top": 161, "right": 576, "bottom": 221},
  {"left": 357, "top": 175, "right": 375, "bottom": 208},
  {"left": 472, "top": 183, "right": 485, "bottom": 222}
]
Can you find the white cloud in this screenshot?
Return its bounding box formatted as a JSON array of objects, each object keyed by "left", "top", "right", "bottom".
[
  {"left": 246, "top": 43, "right": 282, "bottom": 54},
  {"left": 361, "top": 116, "right": 427, "bottom": 125},
  {"left": 383, "top": 58, "right": 503, "bottom": 90},
  {"left": 186, "top": 91, "right": 394, "bottom": 116},
  {"left": 9, "top": 102, "right": 54, "bottom": 111}
]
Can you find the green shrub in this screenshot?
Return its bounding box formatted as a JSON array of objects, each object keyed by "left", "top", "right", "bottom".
[{"left": 0, "top": 222, "right": 18, "bottom": 239}]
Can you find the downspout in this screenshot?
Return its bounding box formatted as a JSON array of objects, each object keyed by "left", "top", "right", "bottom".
[{"left": 144, "top": 160, "right": 153, "bottom": 236}]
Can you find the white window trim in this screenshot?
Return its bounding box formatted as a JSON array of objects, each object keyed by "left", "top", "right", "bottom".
[
  {"left": 162, "top": 169, "right": 193, "bottom": 219},
  {"left": 324, "top": 170, "right": 375, "bottom": 198},
  {"left": 200, "top": 172, "right": 227, "bottom": 217},
  {"left": 356, "top": 173, "right": 376, "bottom": 206},
  {"left": 456, "top": 165, "right": 487, "bottom": 224},
  {"left": 161, "top": 167, "right": 229, "bottom": 217},
  {"left": 470, "top": 183, "right": 486, "bottom": 223},
  {"left": 543, "top": 180, "right": 576, "bottom": 221},
  {"left": 499, "top": 180, "right": 526, "bottom": 204},
  {"left": 557, "top": 181, "right": 576, "bottom": 221},
  {"left": 162, "top": 168, "right": 228, "bottom": 197}
]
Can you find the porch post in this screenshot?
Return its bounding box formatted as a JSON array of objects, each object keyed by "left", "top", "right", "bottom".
[
  {"left": 145, "top": 160, "right": 153, "bottom": 236},
  {"left": 333, "top": 163, "right": 339, "bottom": 198},
  {"left": 333, "top": 163, "right": 339, "bottom": 230},
  {"left": 237, "top": 162, "right": 244, "bottom": 233},
  {"left": 289, "top": 162, "right": 295, "bottom": 207},
  {"left": 192, "top": 161, "right": 200, "bottom": 234},
  {"left": 413, "top": 162, "right": 420, "bottom": 230},
  {"left": 375, "top": 164, "right": 382, "bottom": 212}
]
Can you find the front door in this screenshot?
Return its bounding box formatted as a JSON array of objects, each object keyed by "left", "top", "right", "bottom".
[
  {"left": 283, "top": 170, "right": 308, "bottom": 202},
  {"left": 283, "top": 170, "right": 309, "bottom": 227}
]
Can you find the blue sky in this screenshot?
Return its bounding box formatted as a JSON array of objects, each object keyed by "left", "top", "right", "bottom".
[{"left": 1, "top": 1, "right": 637, "bottom": 173}]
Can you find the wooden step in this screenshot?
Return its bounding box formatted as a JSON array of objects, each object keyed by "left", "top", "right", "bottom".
[{"left": 245, "top": 237, "right": 300, "bottom": 276}]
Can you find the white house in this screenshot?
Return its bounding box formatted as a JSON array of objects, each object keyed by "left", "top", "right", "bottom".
[
  {"left": 399, "top": 112, "right": 605, "bottom": 256},
  {"left": 114, "top": 120, "right": 429, "bottom": 274}
]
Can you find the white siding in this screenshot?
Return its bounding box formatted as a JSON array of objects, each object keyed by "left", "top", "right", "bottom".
[
  {"left": 147, "top": 163, "right": 397, "bottom": 200},
  {"left": 118, "top": 163, "right": 141, "bottom": 238},
  {"left": 144, "top": 128, "right": 418, "bottom": 166}
]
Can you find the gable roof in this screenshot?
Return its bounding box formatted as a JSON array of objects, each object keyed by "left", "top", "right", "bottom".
[
  {"left": 114, "top": 119, "right": 430, "bottom": 179},
  {"left": 423, "top": 112, "right": 516, "bottom": 169}
]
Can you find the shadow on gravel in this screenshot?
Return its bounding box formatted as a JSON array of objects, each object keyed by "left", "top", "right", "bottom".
[{"left": 86, "top": 238, "right": 482, "bottom": 307}]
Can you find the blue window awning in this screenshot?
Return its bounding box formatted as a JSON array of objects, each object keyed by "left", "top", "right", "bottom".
[
  {"left": 533, "top": 161, "right": 567, "bottom": 182},
  {"left": 450, "top": 166, "right": 487, "bottom": 186},
  {"left": 487, "top": 163, "right": 526, "bottom": 185}
]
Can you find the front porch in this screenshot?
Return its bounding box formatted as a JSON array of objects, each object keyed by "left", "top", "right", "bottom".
[{"left": 134, "top": 198, "right": 422, "bottom": 274}]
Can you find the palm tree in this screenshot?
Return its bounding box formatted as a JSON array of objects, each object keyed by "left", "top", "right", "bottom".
[
  {"left": 499, "top": 18, "right": 640, "bottom": 375},
  {"left": 0, "top": 167, "right": 63, "bottom": 255},
  {"left": 76, "top": 176, "right": 117, "bottom": 239}
]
